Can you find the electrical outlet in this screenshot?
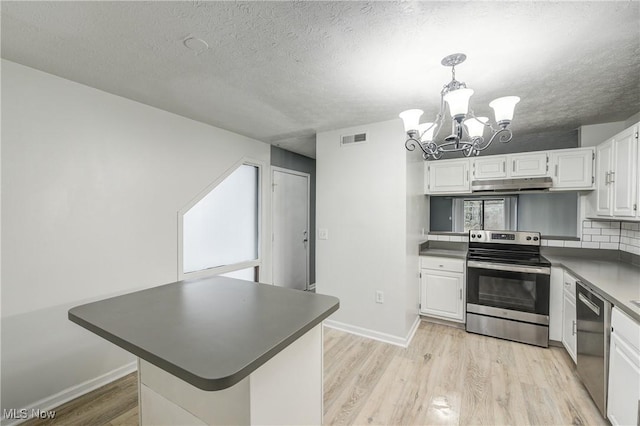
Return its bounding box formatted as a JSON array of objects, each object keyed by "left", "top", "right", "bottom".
[
  {"left": 375, "top": 290, "right": 384, "bottom": 304},
  {"left": 318, "top": 228, "right": 329, "bottom": 240}
]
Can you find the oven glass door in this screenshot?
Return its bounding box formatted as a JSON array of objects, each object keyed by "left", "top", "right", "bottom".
[{"left": 467, "top": 265, "right": 549, "bottom": 315}]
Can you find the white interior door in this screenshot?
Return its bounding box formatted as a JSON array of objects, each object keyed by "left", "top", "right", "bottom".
[{"left": 272, "top": 168, "right": 310, "bottom": 291}]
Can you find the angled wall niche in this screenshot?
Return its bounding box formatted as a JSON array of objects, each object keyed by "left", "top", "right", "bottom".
[{"left": 180, "top": 162, "right": 261, "bottom": 278}]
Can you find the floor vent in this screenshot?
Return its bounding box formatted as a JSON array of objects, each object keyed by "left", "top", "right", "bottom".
[{"left": 341, "top": 132, "right": 367, "bottom": 146}]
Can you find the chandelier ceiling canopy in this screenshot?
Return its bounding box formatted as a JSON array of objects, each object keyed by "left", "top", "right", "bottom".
[{"left": 400, "top": 53, "right": 520, "bottom": 161}]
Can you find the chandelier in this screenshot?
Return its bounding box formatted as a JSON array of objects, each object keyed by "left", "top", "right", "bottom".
[{"left": 399, "top": 53, "right": 520, "bottom": 160}]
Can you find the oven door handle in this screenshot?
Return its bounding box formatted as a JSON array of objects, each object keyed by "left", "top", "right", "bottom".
[{"left": 467, "top": 260, "right": 551, "bottom": 275}]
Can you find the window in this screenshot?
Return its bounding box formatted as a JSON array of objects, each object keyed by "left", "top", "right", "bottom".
[
  {"left": 182, "top": 164, "right": 259, "bottom": 275},
  {"left": 453, "top": 197, "right": 517, "bottom": 232}
]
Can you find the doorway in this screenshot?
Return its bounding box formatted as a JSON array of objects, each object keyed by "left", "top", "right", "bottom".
[{"left": 272, "top": 167, "right": 310, "bottom": 291}]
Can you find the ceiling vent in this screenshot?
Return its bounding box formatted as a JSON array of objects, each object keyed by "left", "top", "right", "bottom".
[{"left": 341, "top": 132, "right": 367, "bottom": 146}]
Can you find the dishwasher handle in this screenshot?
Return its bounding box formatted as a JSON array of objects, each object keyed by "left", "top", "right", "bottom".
[{"left": 578, "top": 292, "right": 601, "bottom": 316}]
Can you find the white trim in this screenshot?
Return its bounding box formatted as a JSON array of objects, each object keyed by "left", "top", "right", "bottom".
[
  {"left": 323, "top": 316, "right": 422, "bottom": 348},
  {"left": 178, "top": 260, "right": 261, "bottom": 281},
  {"left": 271, "top": 166, "right": 311, "bottom": 290},
  {"left": 1, "top": 362, "right": 137, "bottom": 426},
  {"left": 404, "top": 316, "right": 421, "bottom": 347}
]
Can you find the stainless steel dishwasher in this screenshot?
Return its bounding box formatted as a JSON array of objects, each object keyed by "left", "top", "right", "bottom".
[{"left": 576, "top": 281, "right": 612, "bottom": 418}]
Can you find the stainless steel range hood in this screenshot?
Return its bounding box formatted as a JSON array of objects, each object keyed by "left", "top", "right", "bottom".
[{"left": 472, "top": 177, "right": 553, "bottom": 192}]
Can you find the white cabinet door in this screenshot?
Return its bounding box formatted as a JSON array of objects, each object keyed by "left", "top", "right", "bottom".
[
  {"left": 550, "top": 148, "right": 594, "bottom": 190},
  {"left": 612, "top": 125, "right": 638, "bottom": 217},
  {"left": 472, "top": 156, "right": 507, "bottom": 180},
  {"left": 596, "top": 139, "right": 614, "bottom": 216},
  {"left": 562, "top": 293, "right": 577, "bottom": 364},
  {"left": 608, "top": 334, "right": 640, "bottom": 426},
  {"left": 420, "top": 269, "right": 464, "bottom": 322},
  {"left": 426, "top": 159, "right": 471, "bottom": 194},
  {"left": 508, "top": 152, "right": 548, "bottom": 177},
  {"left": 548, "top": 267, "right": 564, "bottom": 342},
  {"left": 607, "top": 308, "right": 640, "bottom": 426}
]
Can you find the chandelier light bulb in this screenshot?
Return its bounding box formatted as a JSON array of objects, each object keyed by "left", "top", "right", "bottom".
[
  {"left": 443, "top": 88, "right": 474, "bottom": 119},
  {"left": 489, "top": 96, "right": 521, "bottom": 125},
  {"left": 399, "top": 109, "right": 424, "bottom": 132},
  {"left": 463, "top": 117, "right": 488, "bottom": 138},
  {"left": 418, "top": 122, "right": 437, "bottom": 141}
]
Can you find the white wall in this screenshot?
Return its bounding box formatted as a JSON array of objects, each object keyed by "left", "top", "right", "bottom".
[
  {"left": 624, "top": 111, "right": 640, "bottom": 128},
  {"left": 579, "top": 121, "right": 626, "bottom": 147},
  {"left": 1, "top": 60, "right": 271, "bottom": 413},
  {"left": 316, "top": 119, "right": 422, "bottom": 344}
]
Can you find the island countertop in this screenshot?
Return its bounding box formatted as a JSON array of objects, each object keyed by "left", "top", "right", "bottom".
[{"left": 69, "top": 276, "right": 339, "bottom": 391}]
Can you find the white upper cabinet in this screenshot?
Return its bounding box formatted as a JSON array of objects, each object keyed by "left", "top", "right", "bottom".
[
  {"left": 471, "top": 152, "right": 550, "bottom": 182},
  {"left": 612, "top": 125, "right": 638, "bottom": 216},
  {"left": 419, "top": 130, "right": 636, "bottom": 195},
  {"left": 594, "top": 123, "right": 639, "bottom": 218},
  {"left": 508, "top": 151, "right": 549, "bottom": 177},
  {"left": 596, "top": 139, "right": 614, "bottom": 216},
  {"left": 549, "top": 148, "right": 595, "bottom": 190},
  {"left": 426, "top": 159, "right": 470, "bottom": 194},
  {"left": 472, "top": 155, "right": 507, "bottom": 180}
]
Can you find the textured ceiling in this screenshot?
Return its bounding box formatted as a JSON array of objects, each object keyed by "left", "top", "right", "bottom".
[{"left": 2, "top": 1, "right": 639, "bottom": 158}]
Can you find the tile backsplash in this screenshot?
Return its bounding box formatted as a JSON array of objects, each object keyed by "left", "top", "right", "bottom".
[
  {"left": 427, "top": 220, "right": 640, "bottom": 255},
  {"left": 620, "top": 222, "right": 640, "bottom": 255}
]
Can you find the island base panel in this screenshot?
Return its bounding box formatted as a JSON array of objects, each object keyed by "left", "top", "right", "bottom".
[{"left": 138, "top": 324, "right": 322, "bottom": 425}]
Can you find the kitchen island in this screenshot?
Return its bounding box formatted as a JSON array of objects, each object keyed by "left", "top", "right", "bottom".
[{"left": 69, "top": 275, "right": 339, "bottom": 425}]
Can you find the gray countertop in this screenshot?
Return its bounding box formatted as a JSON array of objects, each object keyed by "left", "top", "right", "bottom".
[
  {"left": 419, "top": 248, "right": 467, "bottom": 259},
  {"left": 69, "top": 276, "right": 339, "bottom": 391},
  {"left": 419, "top": 242, "right": 639, "bottom": 322},
  {"left": 419, "top": 240, "right": 467, "bottom": 259},
  {"left": 543, "top": 254, "right": 640, "bottom": 322}
]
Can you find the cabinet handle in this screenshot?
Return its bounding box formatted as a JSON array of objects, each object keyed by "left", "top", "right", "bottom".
[
  {"left": 466, "top": 170, "right": 469, "bottom": 182},
  {"left": 512, "top": 161, "right": 516, "bottom": 172},
  {"left": 555, "top": 164, "right": 558, "bottom": 177},
  {"left": 502, "top": 161, "right": 505, "bottom": 172},
  {"left": 459, "top": 289, "right": 463, "bottom": 300},
  {"left": 610, "top": 171, "right": 615, "bottom": 183},
  {"left": 572, "top": 320, "right": 576, "bottom": 336},
  {"left": 439, "top": 264, "right": 444, "bottom": 268}
]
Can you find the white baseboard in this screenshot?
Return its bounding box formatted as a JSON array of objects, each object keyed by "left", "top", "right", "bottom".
[
  {"left": 324, "top": 316, "right": 422, "bottom": 348},
  {"left": 405, "top": 316, "right": 421, "bottom": 347},
  {"left": 1, "top": 361, "right": 137, "bottom": 426}
]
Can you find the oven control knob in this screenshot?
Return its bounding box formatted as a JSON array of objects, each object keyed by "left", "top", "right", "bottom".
[
  {"left": 471, "top": 234, "right": 476, "bottom": 238},
  {"left": 533, "top": 236, "right": 539, "bottom": 241},
  {"left": 526, "top": 236, "right": 532, "bottom": 241},
  {"left": 477, "top": 234, "right": 482, "bottom": 238}
]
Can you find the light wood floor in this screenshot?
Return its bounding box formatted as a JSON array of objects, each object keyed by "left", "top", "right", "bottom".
[{"left": 24, "top": 321, "right": 606, "bottom": 425}]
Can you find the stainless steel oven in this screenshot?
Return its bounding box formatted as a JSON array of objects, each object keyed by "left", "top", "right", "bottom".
[{"left": 466, "top": 230, "right": 551, "bottom": 347}]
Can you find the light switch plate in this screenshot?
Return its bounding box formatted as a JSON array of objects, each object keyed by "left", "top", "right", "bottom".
[{"left": 318, "top": 228, "right": 329, "bottom": 240}]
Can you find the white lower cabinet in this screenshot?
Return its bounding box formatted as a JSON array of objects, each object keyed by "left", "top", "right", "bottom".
[
  {"left": 548, "top": 267, "right": 564, "bottom": 341},
  {"left": 607, "top": 307, "right": 640, "bottom": 426},
  {"left": 561, "top": 271, "right": 577, "bottom": 363},
  {"left": 420, "top": 256, "right": 465, "bottom": 323}
]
